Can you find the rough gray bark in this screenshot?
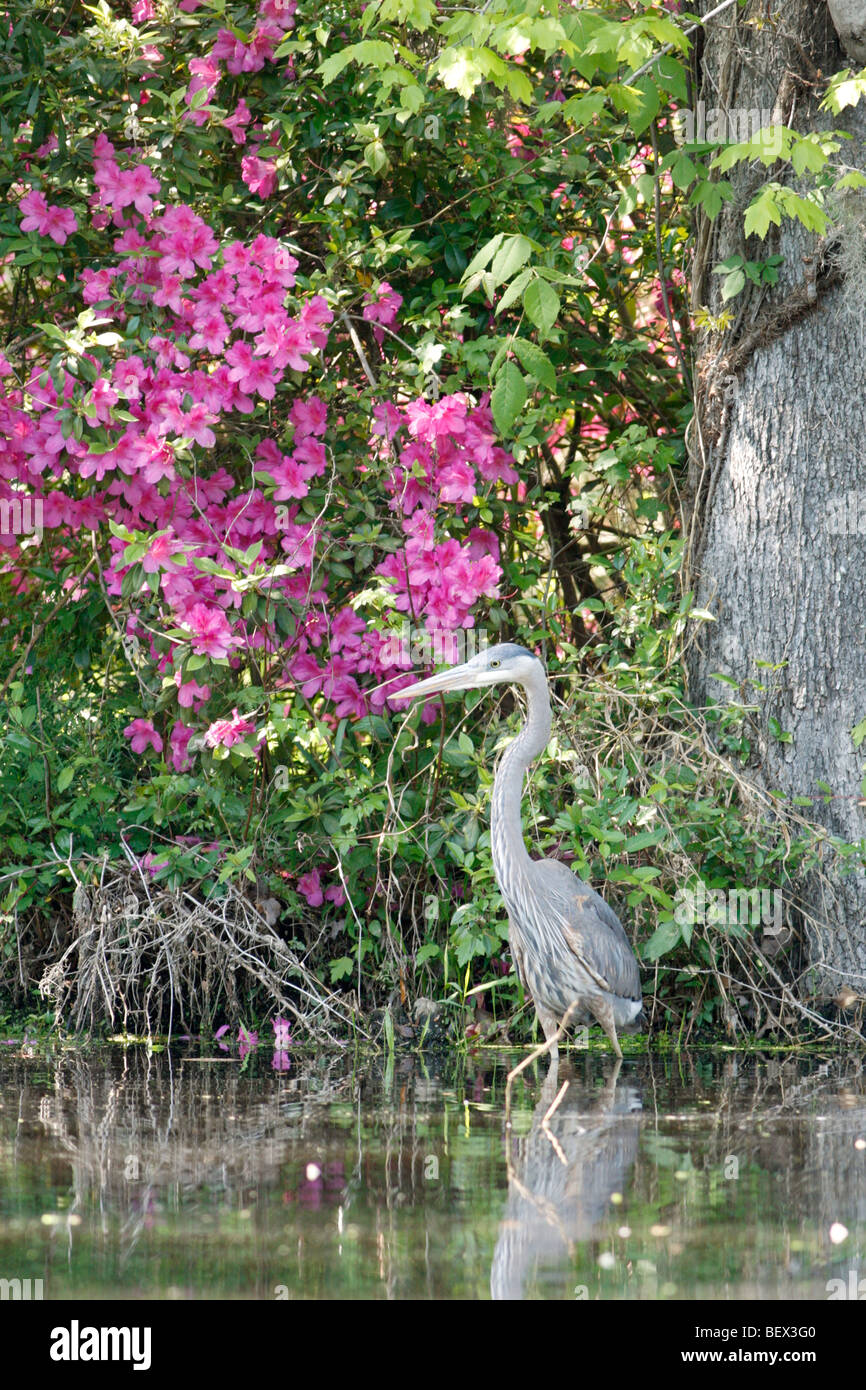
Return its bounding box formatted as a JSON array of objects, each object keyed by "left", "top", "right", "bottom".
[
  {"left": 827, "top": 0, "right": 866, "bottom": 62},
  {"left": 687, "top": 1, "right": 866, "bottom": 996}
]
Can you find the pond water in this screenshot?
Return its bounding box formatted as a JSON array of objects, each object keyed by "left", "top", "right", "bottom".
[{"left": 0, "top": 1046, "right": 864, "bottom": 1301}]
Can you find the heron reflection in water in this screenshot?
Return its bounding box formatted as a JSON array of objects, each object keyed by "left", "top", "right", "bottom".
[{"left": 491, "top": 1062, "right": 643, "bottom": 1300}]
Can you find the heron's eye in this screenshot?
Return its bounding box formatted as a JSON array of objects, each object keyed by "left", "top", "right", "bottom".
[{"left": 489, "top": 659, "right": 500, "bottom": 668}]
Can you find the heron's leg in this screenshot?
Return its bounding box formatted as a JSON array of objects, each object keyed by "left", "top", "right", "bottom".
[
  {"left": 538, "top": 1006, "right": 561, "bottom": 1060},
  {"left": 589, "top": 999, "right": 623, "bottom": 1060},
  {"left": 536, "top": 1006, "right": 560, "bottom": 1085}
]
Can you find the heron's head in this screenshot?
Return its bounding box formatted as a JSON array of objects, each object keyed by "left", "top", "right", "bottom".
[{"left": 396, "top": 643, "right": 544, "bottom": 702}]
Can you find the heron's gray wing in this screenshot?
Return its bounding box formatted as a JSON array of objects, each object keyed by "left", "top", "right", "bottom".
[{"left": 531, "top": 858, "right": 641, "bottom": 1001}]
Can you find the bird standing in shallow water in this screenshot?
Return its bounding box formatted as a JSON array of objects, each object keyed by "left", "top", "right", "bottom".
[{"left": 398, "top": 643, "right": 643, "bottom": 1063}]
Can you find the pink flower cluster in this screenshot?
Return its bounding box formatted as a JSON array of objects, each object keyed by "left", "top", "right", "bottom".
[
  {"left": 296, "top": 870, "right": 345, "bottom": 908},
  {"left": 2, "top": 125, "right": 515, "bottom": 780},
  {"left": 172, "top": 0, "right": 297, "bottom": 147},
  {"left": 278, "top": 393, "right": 514, "bottom": 723}
]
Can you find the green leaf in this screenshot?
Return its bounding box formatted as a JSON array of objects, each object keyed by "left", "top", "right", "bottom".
[
  {"left": 626, "top": 77, "right": 661, "bottom": 136},
  {"left": 669, "top": 151, "right": 698, "bottom": 191},
  {"left": 495, "top": 267, "right": 534, "bottom": 314},
  {"left": 822, "top": 69, "right": 866, "bottom": 114},
  {"left": 778, "top": 188, "right": 828, "bottom": 235},
  {"left": 330, "top": 955, "right": 354, "bottom": 982},
  {"left": 364, "top": 139, "right": 389, "bottom": 174},
  {"left": 623, "top": 829, "right": 666, "bottom": 852},
  {"left": 490, "top": 361, "right": 527, "bottom": 435},
  {"left": 790, "top": 134, "right": 829, "bottom": 176},
  {"left": 56, "top": 766, "right": 75, "bottom": 793},
  {"left": 720, "top": 267, "right": 745, "bottom": 300},
  {"left": 504, "top": 66, "right": 533, "bottom": 104},
  {"left": 435, "top": 47, "right": 484, "bottom": 99},
  {"left": 523, "top": 278, "right": 560, "bottom": 339},
  {"left": 654, "top": 52, "right": 689, "bottom": 102},
  {"left": 642, "top": 917, "right": 681, "bottom": 961},
  {"left": 489, "top": 234, "right": 533, "bottom": 288},
  {"left": 318, "top": 40, "right": 394, "bottom": 86},
  {"left": 362, "top": 0, "right": 436, "bottom": 31},
  {"left": 559, "top": 91, "right": 607, "bottom": 125},
  {"left": 510, "top": 337, "right": 556, "bottom": 391},
  {"left": 743, "top": 187, "right": 781, "bottom": 239},
  {"left": 462, "top": 233, "right": 504, "bottom": 282},
  {"left": 688, "top": 179, "right": 733, "bottom": 220}
]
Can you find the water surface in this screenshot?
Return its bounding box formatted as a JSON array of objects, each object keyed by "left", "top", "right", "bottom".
[{"left": 0, "top": 1046, "right": 863, "bottom": 1300}]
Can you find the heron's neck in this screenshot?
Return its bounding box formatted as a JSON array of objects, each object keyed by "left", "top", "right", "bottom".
[{"left": 490, "top": 665, "right": 551, "bottom": 885}]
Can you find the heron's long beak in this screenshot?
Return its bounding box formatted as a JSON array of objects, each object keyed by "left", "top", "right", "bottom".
[{"left": 396, "top": 661, "right": 483, "bottom": 701}]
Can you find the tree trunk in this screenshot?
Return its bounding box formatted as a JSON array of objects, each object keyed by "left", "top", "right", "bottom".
[{"left": 686, "top": 0, "right": 866, "bottom": 997}]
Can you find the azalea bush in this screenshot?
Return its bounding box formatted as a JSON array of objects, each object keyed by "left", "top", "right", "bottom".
[{"left": 6, "top": 0, "right": 812, "bottom": 1038}]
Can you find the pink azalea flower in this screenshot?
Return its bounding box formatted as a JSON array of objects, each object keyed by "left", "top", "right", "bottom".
[
  {"left": 141, "top": 852, "right": 170, "bottom": 875},
  {"left": 189, "top": 310, "right": 230, "bottom": 355},
  {"left": 290, "top": 395, "right": 327, "bottom": 437},
  {"left": 142, "top": 531, "right": 185, "bottom": 574},
  {"left": 124, "top": 164, "right": 161, "bottom": 215},
  {"left": 259, "top": 0, "right": 297, "bottom": 29},
  {"left": 297, "top": 870, "right": 323, "bottom": 906},
  {"left": 92, "top": 133, "right": 116, "bottom": 162},
  {"left": 299, "top": 295, "right": 333, "bottom": 349},
  {"left": 18, "top": 189, "right": 49, "bottom": 231},
  {"left": 241, "top": 154, "right": 277, "bottom": 199},
  {"left": 292, "top": 436, "right": 326, "bottom": 474},
  {"left": 203, "top": 707, "right": 256, "bottom": 748},
  {"left": 330, "top": 607, "right": 365, "bottom": 652},
  {"left": 34, "top": 133, "right": 59, "bottom": 159},
  {"left": 42, "top": 205, "right": 78, "bottom": 244},
  {"left": 19, "top": 189, "right": 77, "bottom": 244},
  {"left": 179, "top": 402, "right": 217, "bottom": 448},
  {"left": 268, "top": 454, "right": 309, "bottom": 501},
  {"left": 124, "top": 718, "right": 163, "bottom": 754},
  {"left": 437, "top": 458, "right": 476, "bottom": 504},
  {"left": 223, "top": 98, "right": 252, "bottom": 145},
  {"left": 225, "top": 336, "right": 256, "bottom": 376},
  {"left": 330, "top": 674, "right": 366, "bottom": 719},
  {"left": 262, "top": 318, "right": 312, "bottom": 372},
  {"left": 290, "top": 651, "right": 323, "bottom": 697},
  {"left": 272, "top": 1016, "right": 292, "bottom": 1047},
  {"left": 362, "top": 281, "right": 403, "bottom": 328},
  {"left": 182, "top": 602, "right": 241, "bottom": 659},
  {"left": 175, "top": 675, "right": 211, "bottom": 708},
  {"left": 169, "top": 721, "right": 195, "bottom": 771}
]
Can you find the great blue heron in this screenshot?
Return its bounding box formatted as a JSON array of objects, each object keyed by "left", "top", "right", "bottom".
[{"left": 399, "top": 643, "right": 643, "bottom": 1061}]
